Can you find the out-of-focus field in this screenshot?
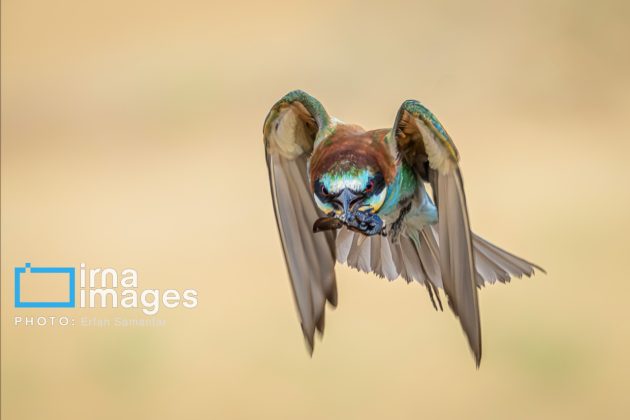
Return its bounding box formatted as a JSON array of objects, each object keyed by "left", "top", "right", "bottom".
[{"left": 2, "top": 1, "right": 630, "bottom": 419}]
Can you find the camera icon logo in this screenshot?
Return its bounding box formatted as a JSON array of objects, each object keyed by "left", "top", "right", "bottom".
[{"left": 14, "top": 263, "right": 76, "bottom": 308}]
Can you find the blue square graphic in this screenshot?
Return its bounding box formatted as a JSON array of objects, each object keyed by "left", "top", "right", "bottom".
[{"left": 14, "top": 263, "right": 76, "bottom": 308}]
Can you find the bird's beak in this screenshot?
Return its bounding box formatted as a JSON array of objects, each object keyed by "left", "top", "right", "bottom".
[
  {"left": 335, "top": 188, "right": 384, "bottom": 236},
  {"left": 312, "top": 188, "right": 383, "bottom": 236},
  {"left": 312, "top": 188, "right": 360, "bottom": 233},
  {"left": 335, "top": 188, "right": 360, "bottom": 224}
]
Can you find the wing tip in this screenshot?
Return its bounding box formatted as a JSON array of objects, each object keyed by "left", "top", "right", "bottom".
[
  {"left": 466, "top": 328, "right": 482, "bottom": 369},
  {"left": 534, "top": 265, "right": 547, "bottom": 275},
  {"left": 301, "top": 323, "right": 315, "bottom": 355}
]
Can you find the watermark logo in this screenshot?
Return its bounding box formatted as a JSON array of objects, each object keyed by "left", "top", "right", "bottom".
[
  {"left": 13, "top": 262, "right": 198, "bottom": 317},
  {"left": 14, "top": 263, "right": 76, "bottom": 308}
]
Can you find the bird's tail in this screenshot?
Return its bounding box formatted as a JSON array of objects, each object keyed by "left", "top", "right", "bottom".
[
  {"left": 469, "top": 231, "right": 546, "bottom": 285},
  {"left": 336, "top": 225, "right": 544, "bottom": 289}
]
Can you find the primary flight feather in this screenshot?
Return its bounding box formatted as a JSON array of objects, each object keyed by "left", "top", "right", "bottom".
[{"left": 263, "top": 90, "right": 544, "bottom": 366}]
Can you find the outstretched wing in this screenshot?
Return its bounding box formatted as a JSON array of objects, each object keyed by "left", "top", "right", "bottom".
[
  {"left": 391, "top": 100, "right": 482, "bottom": 365},
  {"left": 263, "top": 90, "right": 337, "bottom": 352}
]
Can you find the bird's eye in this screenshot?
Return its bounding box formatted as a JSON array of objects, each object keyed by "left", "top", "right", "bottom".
[
  {"left": 365, "top": 180, "right": 374, "bottom": 193},
  {"left": 321, "top": 185, "right": 330, "bottom": 196}
]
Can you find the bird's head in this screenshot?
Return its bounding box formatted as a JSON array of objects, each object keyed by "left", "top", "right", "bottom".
[{"left": 312, "top": 161, "right": 388, "bottom": 236}]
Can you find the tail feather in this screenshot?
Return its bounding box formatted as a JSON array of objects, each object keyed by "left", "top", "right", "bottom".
[
  {"left": 336, "top": 226, "right": 543, "bottom": 288},
  {"left": 473, "top": 234, "right": 546, "bottom": 278}
]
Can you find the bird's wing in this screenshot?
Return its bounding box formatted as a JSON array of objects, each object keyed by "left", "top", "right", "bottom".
[
  {"left": 390, "top": 100, "right": 482, "bottom": 365},
  {"left": 263, "top": 90, "right": 338, "bottom": 352}
]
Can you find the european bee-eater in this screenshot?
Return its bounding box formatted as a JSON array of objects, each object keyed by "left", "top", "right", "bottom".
[{"left": 263, "top": 90, "right": 544, "bottom": 366}]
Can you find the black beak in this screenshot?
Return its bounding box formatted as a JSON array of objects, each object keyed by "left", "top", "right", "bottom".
[
  {"left": 312, "top": 188, "right": 384, "bottom": 236},
  {"left": 312, "top": 188, "right": 359, "bottom": 233},
  {"left": 333, "top": 188, "right": 360, "bottom": 224}
]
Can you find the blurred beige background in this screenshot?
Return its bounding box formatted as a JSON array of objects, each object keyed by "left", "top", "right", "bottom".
[{"left": 2, "top": 0, "right": 630, "bottom": 419}]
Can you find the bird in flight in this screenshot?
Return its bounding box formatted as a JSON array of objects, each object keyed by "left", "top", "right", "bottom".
[{"left": 263, "top": 90, "right": 544, "bottom": 366}]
